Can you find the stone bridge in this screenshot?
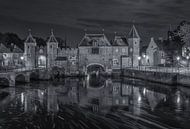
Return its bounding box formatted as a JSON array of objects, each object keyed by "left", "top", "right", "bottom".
[{"left": 0, "top": 68, "right": 45, "bottom": 87}]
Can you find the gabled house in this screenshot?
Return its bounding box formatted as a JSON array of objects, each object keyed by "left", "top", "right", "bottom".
[{"left": 146, "top": 37, "right": 166, "bottom": 66}]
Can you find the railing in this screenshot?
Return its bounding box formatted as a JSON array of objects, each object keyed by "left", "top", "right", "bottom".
[
  {"left": 0, "top": 66, "right": 46, "bottom": 73},
  {"left": 125, "top": 66, "right": 190, "bottom": 76}
]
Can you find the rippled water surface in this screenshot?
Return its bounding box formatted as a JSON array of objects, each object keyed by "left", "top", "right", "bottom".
[{"left": 0, "top": 77, "right": 190, "bottom": 129}]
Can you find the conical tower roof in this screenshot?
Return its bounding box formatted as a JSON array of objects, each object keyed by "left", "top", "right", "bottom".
[
  {"left": 47, "top": 29, "right": 58, "bottom": 43},
  {"left": 128, "top": 25, "right": 140, "bottom": 39},
  {"left": 25, "top": 29, "right": 36, "bottom": 43}
]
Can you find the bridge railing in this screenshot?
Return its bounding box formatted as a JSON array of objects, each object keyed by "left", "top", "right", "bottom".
[{"left": 0, "top": 66, "right": 46, "bottom": 73}]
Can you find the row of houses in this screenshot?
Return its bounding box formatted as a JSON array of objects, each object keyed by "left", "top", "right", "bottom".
[{"left": 0, "top": 25, "right": 186, "bottom": 72}]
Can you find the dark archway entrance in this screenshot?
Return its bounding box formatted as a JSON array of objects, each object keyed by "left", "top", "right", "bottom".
[
  {"left": 51, "top": 66, "right": 65, "bottom": 80},
  {"left": 87, "top": 63, "right": 106, "bottom": 88},
  {"left": 30, "top": 72, "right": 39, "bottom": 81},
  {"left": 87, "top": 63, "right": 105, "bottom": 74},
  {"left": 0, "top": 78, "right": 9, "bottom": 87},
  {"left": 15, "top": 74, "right": 26, "bottom": 84}
]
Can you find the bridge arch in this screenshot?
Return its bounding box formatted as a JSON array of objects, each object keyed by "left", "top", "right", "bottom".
[
  {"left": 0, "top": 77, "right": 9, "bottom": 87},
  {"left": 15, "top": 74, "right": 26, "bottom": 84},
  {"left": 30, "top": 72, "right": 39, "bottom": 81},
  {"left": 86, "top": 63, "right": 105, "bottom": 74}
]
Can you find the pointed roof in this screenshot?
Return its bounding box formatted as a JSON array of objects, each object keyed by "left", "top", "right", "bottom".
[
  {"left": 112, "top": 35, "right": 128, "bottom": 46},
  {"left": 0, "top": 43, "right": 11, "bottom": 53},
  {"left": 12, "top": 45, "right": 23, "bottom": 53},
  {"left": 47, "top": 29, "right": 58, "bottom": 43},
  {"left": 79, "top": 33, "right": 111, "bottom": 46},
  {"left": 128, "top": 25, "right": 140, "bottom": 39},
  {"left": 25, "top": 29, "right": 36, "bottom": 43}
]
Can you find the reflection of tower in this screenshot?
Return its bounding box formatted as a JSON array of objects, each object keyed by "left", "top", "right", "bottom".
[
  {"left": 127, "top": 25, "right": 140, "bottom": 67},
  {"left": 24, "top": 29, "right": 37, "bottom": 68},
  {"left": 47, "top": 29, "right": 58, "bottom": 68},
  {"left": 47, "top": 86, "right": 58, "bottom": 112}
]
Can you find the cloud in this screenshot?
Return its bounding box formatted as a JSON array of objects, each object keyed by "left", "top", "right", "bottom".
[{"left": 0, "top": 0, "right": 189, "bottom": 45}]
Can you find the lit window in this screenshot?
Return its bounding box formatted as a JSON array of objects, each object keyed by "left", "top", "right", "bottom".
[{"left": 116, "top": 48, "right": 119, "bottom": 52}]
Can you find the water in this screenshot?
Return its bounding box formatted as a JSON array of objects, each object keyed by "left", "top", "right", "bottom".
[{"left": 0, "top": 77, "right": 190, "bottom": 129}]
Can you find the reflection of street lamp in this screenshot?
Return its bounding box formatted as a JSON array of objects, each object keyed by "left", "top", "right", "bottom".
[{"left": 138, "top": 56, "right": 141, "bottom": 70}]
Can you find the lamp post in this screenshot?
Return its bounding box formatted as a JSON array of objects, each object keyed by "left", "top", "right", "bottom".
[
  {"left": 20, "top": 56, "right": 25, "bottom": 70},
  {"left": 138, "top": 56, "right": 141, "bottom": 70},
  {"left": 186, "top": 56, "right": 189, "bottom": 71},
  {"left": 177, "top": 56, "right": 180, "bottom": 73}
]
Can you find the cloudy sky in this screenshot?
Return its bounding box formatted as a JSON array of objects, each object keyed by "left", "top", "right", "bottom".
[{"left": 0, "top": 0, "right": 189, "bottom": 46}]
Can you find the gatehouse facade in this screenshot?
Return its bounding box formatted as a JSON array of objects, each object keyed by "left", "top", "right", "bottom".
[{"left": 22, "top": 25, "right": 141, "bottom": 74}]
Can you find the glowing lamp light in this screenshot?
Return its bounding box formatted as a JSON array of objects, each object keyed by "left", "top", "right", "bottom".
[
  {"left": 186, "top": 56, "right": 190, "bottom": 60},
  {"left": 177, "top": 56, "right": 180, "bottom": 61},
  {"left": 138, "top": 95, "right": 142, "bottom": 102},
  {"left": 20, "top": 56, "right": 24, "bottom": 60},
  {"left": 138, "top": 56, "right": 141, "bottom": 60},
  {"left": 143, "top": 54, "right": 146, "bottom": 58}
]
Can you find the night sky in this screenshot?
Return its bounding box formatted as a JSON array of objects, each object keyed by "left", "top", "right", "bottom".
[{"left": 0, "top": 0, "right": 189, "bottom": 46}]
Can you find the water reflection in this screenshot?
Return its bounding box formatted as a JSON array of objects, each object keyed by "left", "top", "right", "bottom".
[{"left": 0, "top": 77, "right": 190, "bottom": 129}]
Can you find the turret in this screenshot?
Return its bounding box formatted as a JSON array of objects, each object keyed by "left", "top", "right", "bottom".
[
  {"left": 47, "top": 29, "right": 58, "bottom": 68},
  {"left": 24, "top": 29, "right": 37, "bottom": 68},
  {"left": 127, "top": 25, "right": 140, "bottom": 67}
]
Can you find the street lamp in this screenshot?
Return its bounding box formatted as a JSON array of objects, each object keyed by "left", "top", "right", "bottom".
[
  {"left": 186, "top": 56, "right": 190, "bottom": 71},
  {"left": 138, "top": 56, "right": 141, "bottom": 70},
  {"left": 177, "top": 56, "right": 180, "bottom": 73},
  {"left": 20, "top": 56, "right": 24, "bottom": 60}
]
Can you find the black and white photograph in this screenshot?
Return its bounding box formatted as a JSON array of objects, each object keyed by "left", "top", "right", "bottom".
[{"left": 0, "top": 0, "right": 190, "bottom": 129}]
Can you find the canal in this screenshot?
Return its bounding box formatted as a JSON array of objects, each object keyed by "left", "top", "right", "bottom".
[{"left": 0, "top": 77, "right": 190, "bottom": 129}]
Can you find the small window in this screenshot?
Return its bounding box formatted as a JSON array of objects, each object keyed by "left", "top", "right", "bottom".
[
  {"left": 28, "top": 46, "right": 29, "bottom": 49},
  {"left": 92, "top": 48, "right": 99, "bottom": 54},
  {"left": 122, "top": 48, "right": 125, "bottom": 53},
  {"left": 116, "top": 48, "right": 119, "bottom": 53},
  {"left": 113, "top": 59, "right": 119, "bottom": 65}
]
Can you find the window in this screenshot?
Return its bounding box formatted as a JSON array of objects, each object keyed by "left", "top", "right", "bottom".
[
  {"left": 122, "top": 48, "right": 125, "bottom": 53},
  {"left": 116, "top": 48, "right": 119, "bottom": 53},
  {"left": 92, "top": 47, "right": 99, "bottom": 54},
  {"left": 113, "top": 59, "right": 119, "bottom": 65}
]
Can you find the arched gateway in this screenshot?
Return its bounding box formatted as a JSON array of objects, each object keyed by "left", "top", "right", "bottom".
[{"left": 86, "top": 63, "right": 105, "bottom": 74}]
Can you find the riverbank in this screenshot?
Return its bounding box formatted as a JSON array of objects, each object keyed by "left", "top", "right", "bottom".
[{"left": 122, "top": 68, "right": 190, "bottom": 87}]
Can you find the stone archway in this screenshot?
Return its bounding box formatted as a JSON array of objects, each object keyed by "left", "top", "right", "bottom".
[
  {"left": 86, "top": 63, "right": 105, "bottom": 74},
  {"left": 0, "top": 77, "right": 9, "bottom": 87},
  {"left": 15, "top": 74, "right": 26, "bottom": 84},
  {"left": 51, "top": 66, "right": 65, "bottom": 79},
  {"left": 86, "top": 63, "right": 106, "bottom": 89}
]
